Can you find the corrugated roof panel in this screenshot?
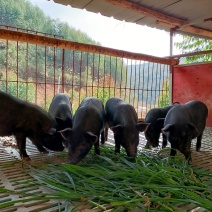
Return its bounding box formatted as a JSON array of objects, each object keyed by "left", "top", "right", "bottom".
[
  {"left": 131, "top": 0, "right": 182, "bottom": 11},
  {"left": 163, "top": 0, "right": 211, "bottom": 21},
  {"left": 85, "top": 0, "right": 115, "bottom": 16},
  {"left": 54, "top": 0, "right": 91, "bottom": 8},
  {"left": 113, "top": 9, "right": 145, "bottom": 23},
  {"left": 53, "top": 0, "right": 212, "bottom": 39}
]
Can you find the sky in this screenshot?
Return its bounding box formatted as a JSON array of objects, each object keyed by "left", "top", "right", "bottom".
[{"left": 28, "top": 0, "right": 182, "bottom": 57}]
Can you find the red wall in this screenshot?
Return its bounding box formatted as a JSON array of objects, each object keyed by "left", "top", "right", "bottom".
[{"left": 172, "top": 62, "right": 212, "bottom": 127}]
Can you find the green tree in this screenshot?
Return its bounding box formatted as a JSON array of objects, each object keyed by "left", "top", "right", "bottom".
[
  {"left": 0, "top": 72, "right": 36, "bottom": 102},
  {"left": 175, "top": 35, "right": 212, "bottom": 63},
  {"left": 157, "top": 80, "right": 169, "bottom": 107}
]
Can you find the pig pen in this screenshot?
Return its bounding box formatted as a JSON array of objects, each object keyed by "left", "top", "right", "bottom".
[
  {"left": 0, "top": 26, "right": 212, "bottom": 211},
  {"left": 0, "top": 127, "right": 211, "bottom": 211}
]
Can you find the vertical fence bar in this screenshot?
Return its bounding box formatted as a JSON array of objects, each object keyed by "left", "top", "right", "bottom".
[
  {"left": 61, "top": 48, "right": 65, "bottom": 93},
  {"left": 71, "top": 50, "right": 75, "bottom": 105},
  {"left": 109, "top": 56, "right": 112, "bottom": 97},
  {"left": 5, "top": 40, "right": 8, "bottom": 92},
  {"left": 26, "top": 41, "right": 29, "bottom": 101},
  {"left": 16, "top": 40, "right": 19, "bottom": 98},
  {"left": 137, "top": 61, "right": 141, "bottom": 119},
  {"left": 53, "top": 44, "right": 56, "bottom": 95},
  {"left": 155, "top": 63, "right": 159, "bottom": 107},
  {"left": 79, "top": 51, "right": 82, "bottom": 102},
  {"left": 44, "top": 46, "right": 47, "bottom": 109},
  {"left": 124, "top": 59, "right": 128, "bottom": 101},
  {"left": 97, "top": 54, "right": 100, "bottom": 99},
  {"left": 114, "top": 57, "right": 118, "bottom": 98}
]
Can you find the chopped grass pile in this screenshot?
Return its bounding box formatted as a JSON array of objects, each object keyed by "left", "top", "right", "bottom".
[{"left": 0, "top": 146, "right": 212, "bottom": 211}]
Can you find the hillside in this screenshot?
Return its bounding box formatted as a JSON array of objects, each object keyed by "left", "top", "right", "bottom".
[
  {"left": 0, "top": 0, "right": 125, "bottom": 90},
  {"left": 127, "top": 63, "right": 169, "bottom": 104}
]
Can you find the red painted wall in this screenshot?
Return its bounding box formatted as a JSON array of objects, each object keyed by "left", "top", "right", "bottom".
[{"left": 172, "top": 62, "right": 212, "bottom": 127}]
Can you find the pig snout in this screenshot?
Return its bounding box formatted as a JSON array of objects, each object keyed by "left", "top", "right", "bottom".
[
  {"left": 126, "top": 145, "right": 138, "bottom": 158},
  {"left": 179, "top": 141, "right": 192, "bottom": 163},
  {"left": 67, "top": 157, "right": 80, "bottom": 165}
]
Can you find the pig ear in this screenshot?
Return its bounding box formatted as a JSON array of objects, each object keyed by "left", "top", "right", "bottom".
[
  {"left": 59, "top": 128, "right": 72, "bottom": 141},
  {"left": 110, "top": 125, "right": 123, "bottom": 134},
  {"left": 161, "top": 124, "right": 174, "bottom": 133},
  {"left": 187, "top": 123, "right": 198, "bottom": 134},
  {"left": 157, "top": 118, "right": 165, "bottom": 129},
  {"left": 85, "top": 132, "right": 98, "bottom": 144},
  {"left": 136, "top": 123, "right": 150, "bottom": 132},
  {"left": 47, "top": 128, "right": 56, "bottom": 135}
]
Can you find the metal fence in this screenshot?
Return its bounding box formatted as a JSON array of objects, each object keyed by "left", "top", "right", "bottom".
[{"left": 0, "top": 26, "right": 178, "bottom": 119}]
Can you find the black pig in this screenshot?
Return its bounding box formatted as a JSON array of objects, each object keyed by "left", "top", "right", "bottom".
[
  {"left": 59, "top": 97, "right": 105, "bottom": 164},
  {"left": 48, "top": 93, "right": 72, "bottom": 148},
  {"left": 49, "top": 93, "right": 72, "bottom": 130},
  {"left": 105, "top": 98, "right": 149, "bottom": 157},
  {"left": 161, "top": 100, "right": 208, "bottom": 162},
  {"left": 0, "top": 91, "right": 64, "bottom": 160},
  {"left": 144, "top": 104, "right": 178, "bottom": 149}
]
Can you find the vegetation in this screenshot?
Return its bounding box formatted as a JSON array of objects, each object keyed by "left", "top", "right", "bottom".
[
  {"left": 0, "top": 72, "right": 35, "bottom": 102},
  {"left": 0, "top": 0, "right": 127, "bottom": 110},
  {"left": 0, "top": 147, "right": 211, "bottom": 211},
  {"left": 175, "top": 35, "right": 212, "bottom": 63},
  {"left": 157, "top": 80, "right": 169, "bottom": 107}
]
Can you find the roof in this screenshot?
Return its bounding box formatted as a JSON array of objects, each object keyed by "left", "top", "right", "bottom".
[{"left": 53, "top": 0, "right": 212, "bottom": 39}]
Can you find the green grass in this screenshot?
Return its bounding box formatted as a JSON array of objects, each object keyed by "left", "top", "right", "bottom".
[{"left": 0, "top": 146, "right": 212, "bottom": 211}]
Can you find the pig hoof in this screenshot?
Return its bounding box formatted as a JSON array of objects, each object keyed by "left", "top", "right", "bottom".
[{"left": 196, "top": 148, "right": 200, "bottom": 152}]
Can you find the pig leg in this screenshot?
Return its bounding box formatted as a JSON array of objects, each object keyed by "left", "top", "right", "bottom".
[
  {"left": 115, "top": 141, "right": 121, "bottom": 154},
  {"left": 104, "top": 126, "right": 108, "bottom": 142},
  {"left": 196, "top": 133, "right": 203, "bottom": 152},
  {"left": 170, "top": 143, "right": 177, "bottom": 157},
  {"left": 144, "top": 141, "right": 151, "bottom": 149},
  {"left": 162, "top": 134, "right": 167, "bottom": 148},
  {"left": 34, "top": 144, "right": 49, "bottom": 154},
  {"left": 29, "top": 137, "right": 49, "bottom": 154},
  {"left": 15, "top": 133, "right": 30, "bottom": 160},
  {"left": 101, "top": 130, "right": 105, "bottom": 144},
  {"left": 94, "top": 137, "right": 100, "bottom": 155},
  {"left": 183, "top": 151, "right": 192, "bottom": 163},
  {"left": 170, "top": 148, "right": 177, "bottom": 156}
]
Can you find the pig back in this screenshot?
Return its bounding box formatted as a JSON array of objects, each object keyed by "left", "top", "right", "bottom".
[
  {"left": 144, "top": 105, "right": 173, "bottom": 123},
  {"left": 165, "top": 100, "right": 208, "bottom": 136},
  {"left": 49, "top": 94, "right": 72, "bottom": 119},
  {"left": 105, "top": 97, "right": 138, "bottom": 126},
  {"left": 0, "top": 91, "right": 54, "bottom": 134},
  {"left": 184, "top": 100, "right": 208, "bottom": 133},
  {"left": 73, "top": 97, "right": 105, "bottom": 133}
]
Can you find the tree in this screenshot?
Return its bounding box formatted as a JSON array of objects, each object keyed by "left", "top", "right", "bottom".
[{"left": 175, "top": 35, "right": 212, "bottom": 63}]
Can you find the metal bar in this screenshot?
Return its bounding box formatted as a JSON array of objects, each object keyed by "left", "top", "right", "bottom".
[
  {"left": 35, "top": 42, "right": 38, "bottom": 105},
  {"left": 16, "top": 40, "right": 18, "bottom": 98},
  {"left": 26, "top": 41, "right": 29, "bottom": 101},
  {"left": 44, "top": 46, "right": 47, "bottom": 109},
  {"left": 166, "top": 50, "right": 212, "bottom": 59},
  {"left": 53, "top": 36, "right": 56, "bottom": 95},
  {"left": 169, "top": 29, "right": 174, "bottom": 105},
  {"left": 61, "top": 49, "right": 65, "bottom": 93},
  {"left": 0, "top": 29, "right": 178, "bottom": 66},
  {"left": 79, "top": 51, "right": 82, "bottom": 101},
  {"left": 97, "top": 54, "right": 100, "bottom": 99}
]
